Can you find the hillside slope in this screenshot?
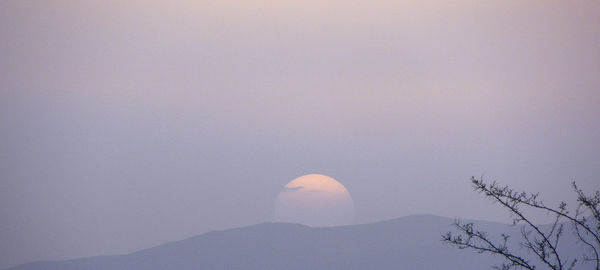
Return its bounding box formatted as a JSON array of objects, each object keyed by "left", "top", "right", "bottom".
[{"left": 7, "top": 215, "right": 588, "bottom": 270}]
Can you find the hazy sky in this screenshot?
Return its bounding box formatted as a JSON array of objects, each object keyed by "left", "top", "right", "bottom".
[{"left": 1, "top": 0, "right": 600, "bottom": 268}]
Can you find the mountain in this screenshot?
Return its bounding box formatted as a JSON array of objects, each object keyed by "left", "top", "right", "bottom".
[{"left": 6, "top": 215, "right": 588, "bottom": 270}]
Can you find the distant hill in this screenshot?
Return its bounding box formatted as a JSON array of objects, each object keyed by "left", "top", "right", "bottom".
[{"left": 6, "top": 215, "right": 589, "bottom": 270}]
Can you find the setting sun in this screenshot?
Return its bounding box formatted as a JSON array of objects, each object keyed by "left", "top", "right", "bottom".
[{"left": 274, "top": 174, "right": 354, "bottom": 227}]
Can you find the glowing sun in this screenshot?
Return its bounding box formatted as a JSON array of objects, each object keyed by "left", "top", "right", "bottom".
[{"left": 274, "top": 174, "right": 354, "bottom": 227}]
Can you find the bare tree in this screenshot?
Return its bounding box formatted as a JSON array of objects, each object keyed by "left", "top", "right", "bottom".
[{"left": 442, "top": 177, "right": 600, "bottom": 270}]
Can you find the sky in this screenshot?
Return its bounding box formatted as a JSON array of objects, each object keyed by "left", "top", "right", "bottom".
[{"left": 1, "top": 0, "right": 600, "bottom": 268}]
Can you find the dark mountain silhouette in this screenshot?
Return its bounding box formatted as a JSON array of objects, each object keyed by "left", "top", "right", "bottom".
[{"left": 6, "top": 215, "right": 588, "bottom": 270}]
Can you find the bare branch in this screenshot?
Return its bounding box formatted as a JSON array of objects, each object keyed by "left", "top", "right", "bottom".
[
  {"left": 443, "top": 221, "right": 535, "bottom": 270},
  {"left": 444, "top": 178, "right": 600, "bottom": 270}
]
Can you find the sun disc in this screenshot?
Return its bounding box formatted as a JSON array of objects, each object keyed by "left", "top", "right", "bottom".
[{"left": 274, "top": 174, "right": 354, "bottom": 227}]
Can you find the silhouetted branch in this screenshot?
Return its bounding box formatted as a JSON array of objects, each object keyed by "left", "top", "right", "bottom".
[
  {"left": 443, "top": 178, "right": 600, "bottom": 270},
  {"left": 442, "top": 221, "right": 535, "bottom": 270}
]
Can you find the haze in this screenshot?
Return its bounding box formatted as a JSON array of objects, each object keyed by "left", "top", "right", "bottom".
[{"left": 1, "top": 0, "right": 599, "bottom": 268}]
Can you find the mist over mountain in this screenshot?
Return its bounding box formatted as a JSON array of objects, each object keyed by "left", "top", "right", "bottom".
[
  {"left": 2, "top": 0, "right": 599, "bottom": 268},
  {"left": 5, "top": 215, "right": 589, "bottom": 270}
]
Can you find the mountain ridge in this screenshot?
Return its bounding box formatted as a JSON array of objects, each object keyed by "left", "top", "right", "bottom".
[{"left": 5, "top": 214, "right": 587, "bottom": 270}]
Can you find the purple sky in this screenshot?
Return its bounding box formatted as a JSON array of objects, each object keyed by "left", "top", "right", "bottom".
[{"left": 1, "top": 0, "right": 599, "bottom": 268}]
